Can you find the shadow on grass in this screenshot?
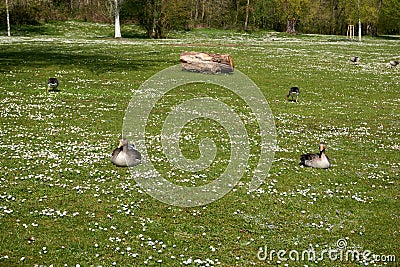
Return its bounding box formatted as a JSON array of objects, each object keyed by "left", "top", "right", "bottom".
[
  {"left": 2, "top": 21, "right": 149, "bottom": 38},
  {"left": 120, "top": 28, "right": 148, "bottom": 39},
  {"left": 0, "top": 45, "right": 178, "bottom": 74},
  {"left": 1, "top": 23, "right": 73, "bottom": 37},
  {"left": 375, "top": 35, "right": 400, "bottom": 40},
  {"left": 9, "top": 25, "right": 49, "bottom": 36}
]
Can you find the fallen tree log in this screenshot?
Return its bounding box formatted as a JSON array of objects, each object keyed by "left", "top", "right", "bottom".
[{"left": 180, "top": 52, "right": 234, "bottom": 74}]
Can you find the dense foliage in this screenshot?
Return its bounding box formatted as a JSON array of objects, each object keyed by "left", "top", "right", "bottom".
[{"left": 1, "top": 0, "right": 399, "bottom": 37}]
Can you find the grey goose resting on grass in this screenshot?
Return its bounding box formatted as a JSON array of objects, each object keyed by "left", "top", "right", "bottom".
[
  {"left": 111, "top": 138, "right": 141, "bottom": 167},
  {"left": 300, "top": 143, "right": 331, "bottom": 169}
]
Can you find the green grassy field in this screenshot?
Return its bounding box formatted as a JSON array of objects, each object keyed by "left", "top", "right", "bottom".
[{"left": 0, "top": 21, "right": 399, "bottom": 266}]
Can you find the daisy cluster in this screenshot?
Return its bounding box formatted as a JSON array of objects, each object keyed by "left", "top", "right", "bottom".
[{"left": 0, "top": 25, "right": 398, "bottom": 266}]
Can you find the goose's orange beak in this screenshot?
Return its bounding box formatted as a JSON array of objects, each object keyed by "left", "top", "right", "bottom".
[
  {"left": 319, "top": 143, "right": 326, "bottom": 151},
  {"left": 118, "top": 140, "right": 124, "bottom": 148}
]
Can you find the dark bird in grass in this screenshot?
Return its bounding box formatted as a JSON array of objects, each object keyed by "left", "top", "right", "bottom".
[
  {"left": 286, "top": 87, "right": 300, "bottom": 102},
  {"left": 111, "top": 138, "right": 142, "bottom": 167},
  {"left": 388, "top": 60, "right": 399, "bottom": 68},
  {"left": 47, "top": 78, "right": 59, "bottom": 92},
  {"left": 350, "top": 56, "right": 360, "bottom": 65},
  {"left": 300, "top": 143, "right": 331, "bottom": 169}
]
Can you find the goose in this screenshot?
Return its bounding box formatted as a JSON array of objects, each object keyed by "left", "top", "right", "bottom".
[
  {"left": 300, "top": 143, "right": 331, "bottom": 169},
  {"left": 388, "top": 60, "right": 399, "bottom": 68},
  {"left": 286, "top": 86, "right": 300, "bottom": 102},
  {"left": 350, "top": 56, "right": 360, "bottom": 65},
  {"left": 111, "top": 138, "right": 142, "bottom": 167},
  {"left": 47, "top": 78, "right": 59, "bottom": 92}
]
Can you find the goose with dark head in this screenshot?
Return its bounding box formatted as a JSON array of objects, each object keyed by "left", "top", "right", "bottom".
[
  {"left": 350, "top": 56, "right": 360, "bottom": 65},
  {"left": 47, "top": 78, "right": 59, "bottom": 92},
  {"left": 388, "top": 60, "right": 399, "bottom": 68},
  {"left": 286, "top": 86, "right": 300, "bottom": 102},
  {"left": 300, "top": 143, "right": 331, "bottom": 169}
]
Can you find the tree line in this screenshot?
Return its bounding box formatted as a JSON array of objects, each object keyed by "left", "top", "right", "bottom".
[{"left": 1, "top": 0, "right": 399, "bottom": 37}]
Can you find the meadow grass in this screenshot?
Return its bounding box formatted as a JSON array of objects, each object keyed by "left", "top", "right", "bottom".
[{"left": 0, "top": 22, "right": 399, "bottom": 266}]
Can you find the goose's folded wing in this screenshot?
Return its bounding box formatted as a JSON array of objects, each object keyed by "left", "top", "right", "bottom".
[
  {"left": 300, "top": 153, "right": 319, "bottom": 161},
  {"left": 111, "top": 147, "right": 121, "bottom": 158}
]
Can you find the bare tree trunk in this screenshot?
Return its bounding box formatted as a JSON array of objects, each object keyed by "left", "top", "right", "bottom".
[
  {"left": 234, "top": 0, "right": 240, "bottom": 26},
  {"left": 286, "top": 19, "right": 297, "bottom": 34},
  {"left": 194, "top": 0, "right": 199, "bottom": 21},
  {"left": 114, "top": 0, "right": 121, "bottom": 38},
  {"left": 149, "top": 0, "right": 164, "bottom": 39},
  {"left": 244, "top": 0, "right": 250, "bottom": 31},
  {"left": 6, "top": 0, "right": 11, "bottom": 37},
  {"left": 201, "top": 0, "right": 205, "bottom": 23},
  {"left": 151, "top": 3, "right": 158, "bottom": 38}
]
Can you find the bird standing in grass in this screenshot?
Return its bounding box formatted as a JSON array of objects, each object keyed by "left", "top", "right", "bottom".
[
  {"left": 350, "top": 56, "right": 360, "bottom": 65},
  {"left": 286, "top": 87, "right": 300, "bottom": 102},
  {"left": 111, "top": 138, "right": 142, "bottom": 167},
  {"left": 388, "top": 60, "right": 399, "bottom": 68},
  {"left": 300, "top": 143, "right": 331, "bottom": 169},
  {"left": 47, "top": 78, "right": 59, "bottom": 92}
]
